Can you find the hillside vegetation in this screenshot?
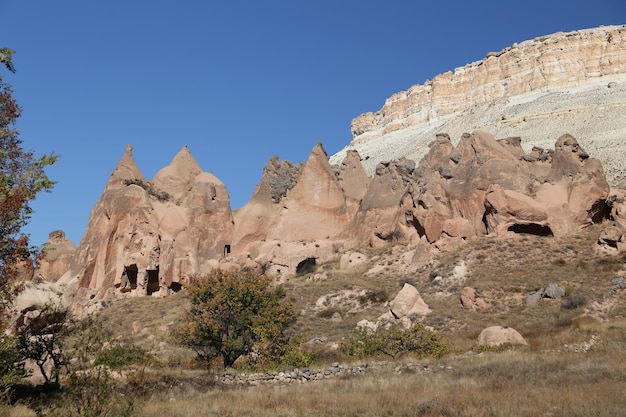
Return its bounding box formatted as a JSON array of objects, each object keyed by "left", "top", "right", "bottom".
[{"left": 6, "top": 223, "right": 625, "bottom": 416}]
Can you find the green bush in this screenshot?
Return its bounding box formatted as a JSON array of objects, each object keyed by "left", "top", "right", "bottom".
[
  {"left": 343, "top": 323, "right": 447, "bottom": 359},
  {"left": 277, "top": 335, "right": 316, "bottom": 368},
  {"left": 94, "top": 344, "right": 154, "bottom": 369},
  {"left": 343, "top": 327, "right": 389, "bottom": 358},
  {"left": 0, "top": 335, "right": 26, "bottom": 403}
]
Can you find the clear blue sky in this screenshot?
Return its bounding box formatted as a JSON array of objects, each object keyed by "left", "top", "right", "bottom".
[{"left": 2, "top": 0, "right": 624, "bottom": 246}]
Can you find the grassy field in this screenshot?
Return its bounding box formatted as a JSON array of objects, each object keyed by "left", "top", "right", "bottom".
[
  {"left": 5, "top": 223, "right": 626, "bottom": 416},
  {"left": 134, "top": 350, "right": 626, "bottom": 417}
]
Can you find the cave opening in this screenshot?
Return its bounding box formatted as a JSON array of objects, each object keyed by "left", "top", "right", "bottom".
[
  {"left": 296, "top": 257, "right": 317, "bottom": 275},
  {"left": 147, "top": 267, "right": 160, "bottom": 295},
  {"left": 125, "top": 264, "right": 138, "bottom": 290},
  {"left": 508, "top": 223, "right": 553, "bottom": 236}
]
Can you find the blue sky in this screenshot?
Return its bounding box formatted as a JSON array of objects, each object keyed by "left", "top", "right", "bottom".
[{"left": 1, "top": 0, "right": 624, "bottom": 247}]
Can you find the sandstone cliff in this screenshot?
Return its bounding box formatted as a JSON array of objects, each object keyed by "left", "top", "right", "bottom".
[
  {"left": 332, "top": 25, "right": 626, "bottom": 186},
  {"left": 56, "top": 145, "right": 234, "bottom": 297}
]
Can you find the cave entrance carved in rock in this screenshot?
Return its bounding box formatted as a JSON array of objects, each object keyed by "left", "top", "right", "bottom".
[
  {"left": 147, "top": 267, "right": 160, "bottom": 296},
  {"left": 123, "top": 264, "right": 139, "bottom": 291}
]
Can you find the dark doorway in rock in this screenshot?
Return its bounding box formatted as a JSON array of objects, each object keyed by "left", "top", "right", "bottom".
[
  {"left": 296, "top": 257, "right": 317, "bottom": 275},
  {"left": 508, "top": 223, "right": 553, "bottom": 237},
  {"left": 147, "top": 267, "right": 160, "bottom": 295},
  {"left": 126, "top": 265, "right": 138, "bottom": 290},
  {"left": 224, "top": 244, "right": 231, "bottom": 257},
  {"left": 170, "top": 282, "right": 182, "bottom": 293}
]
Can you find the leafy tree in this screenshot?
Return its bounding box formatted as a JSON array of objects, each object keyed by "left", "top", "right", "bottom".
[
  {"left": 176, "top": 269, "right": 297, "bottom": 369},
  {"left": 17, "top": 303, "right": 70, "bottom": 386},
  {"left": 30, "top": 315, "right": 137, "bottom": 417},
  {"left": 0, "top": 50, "right": 57, "bottom": 400},
  {"left": 0, "top": 52, "right": 57, "bottom": 327}
]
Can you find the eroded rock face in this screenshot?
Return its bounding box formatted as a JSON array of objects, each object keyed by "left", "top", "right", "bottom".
[
  {"left": 350, "top": 26, "right": 626, "bottom": 138},
  {"left": 349, "top": 158, "right": 419, "bottom": 247},
  {"left": 332, "top": 26, "right": 626, "bottom": 188},
  {"left": 233, "top": 143, "right": 353, "bottom": 275},
  {"left": 345, "top": 131, "right": 610, "bottom": 248},
  {"left": 54, "top": 127, "right": 613, "bottom": 301},
  {"left": 485, "top": 134, "right": 609, "bottom": 237},
  {"left": 408, "top": 131, "right": 609, "bottom": 243},
  {"left": 58, "top": 145, "right": 234, "bottom": 296},
  {"left": 36, "top": 230, "right": 76, "bottom": 282}
]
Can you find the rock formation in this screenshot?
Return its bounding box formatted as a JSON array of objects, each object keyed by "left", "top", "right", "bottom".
[
  {"left": 36, "top": 230, "right": 76, "bottom": 282},
  {"left": 348, "top": 131, "right": 609, "bottom": 247},
  {"left": 57, "top": 145, "right": 234, "bottom": 297},
  {"left": 351, "top": 26, "right": 625, "bottom": 138},
  {"left": 37, "top": 25, "right": 623, "bottom": 304},
  {"left": 232, "top": 142, "right": 360, "bottom": 276},
  {"left": 332, "top": 25, "right": 626, "bottom": 187},
  {"left": 43, "top": 130, "right": 612, "bottom": 301}
]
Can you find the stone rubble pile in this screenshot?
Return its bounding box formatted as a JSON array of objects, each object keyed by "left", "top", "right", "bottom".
[{"left": 217, "top": 360, "right": 433, "bottom": 386}]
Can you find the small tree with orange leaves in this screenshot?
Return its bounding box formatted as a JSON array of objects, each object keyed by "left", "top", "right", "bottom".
[{"left": 0, "top": 53, "right": 57, "bottom": 399}]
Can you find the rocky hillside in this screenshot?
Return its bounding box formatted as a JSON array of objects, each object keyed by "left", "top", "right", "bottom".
[
  {"left": 331, "top": 25, "right": 626, "bottom": 186},
  {"left": 17, "top": 25, "right": 626, "bottom": 324}
]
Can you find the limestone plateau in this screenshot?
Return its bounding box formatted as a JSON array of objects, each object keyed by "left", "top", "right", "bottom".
[
  {"left": 331, "top": 25, "right": 626, "bottom": 186},
  {"left": 36, "top": 25, "right": 626, "bottom": 305}
]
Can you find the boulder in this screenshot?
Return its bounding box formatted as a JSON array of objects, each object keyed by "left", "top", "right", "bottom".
[
  {"left": 8, "top": 281, "right": 66, "bottom": 335},
  {"left": 598, "top": 225, "right": 625, "bottom": 253},
  {"left": 544, "top": 283, "right": 566, "bottom": 299},
  {"left": 477, "top": 326, "right": 528, "bottom": 346},
  {"left": 356, "top": 319, "right": 378, "bottom": 332},
  {"left": 460, "top": 287, "right": 488, "bottom": 310},
  {"left": 389, "top": 283, "right": 431, "bottom": 318}
]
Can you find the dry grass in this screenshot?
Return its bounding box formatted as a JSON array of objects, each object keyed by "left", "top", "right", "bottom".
[
  {"left": 14, "top": 223, "right": 624, "bottom": 416},
  {"left": 135, "top": 350, "right": 626, "bottom": 417},
  {"left": 87, "top": 223, "right": 626, "bottom": 364},
  {"left": 416, "top": 224, "right": 626, "bottom": 351},
  {"left": 0, "top": 404, "right": 35, "bottom": 417}
]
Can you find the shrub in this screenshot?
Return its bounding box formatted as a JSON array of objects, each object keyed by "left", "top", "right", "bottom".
[
  {"left": 343, "top": 324, "right": 447, "bottom": 359},
  {"left": 123, "top": 179, "right": 171, "bottom": 202},
  {"left": 39, "top": 367, "right": 136, "bottom": 417},
  {"left": 175, "top": 269, "right": 297, "bottom": 369},
  {"left": 0, "top": 335, "right": 26, "bottom": 403},
  {"left": 562, "top": 295, "right": 587, "bottom": 310},
  {"left": 276, "top": 335, "right": 316, "bottom": 368},
  {"left": 94, "top": 344, "right": 155, "bottom": 369},
  {"left": 317, "top": 308, "right": 341, "bottom": 319},
  {"left": 30, "top": 315, "right": 137, "bottom": 417}
]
